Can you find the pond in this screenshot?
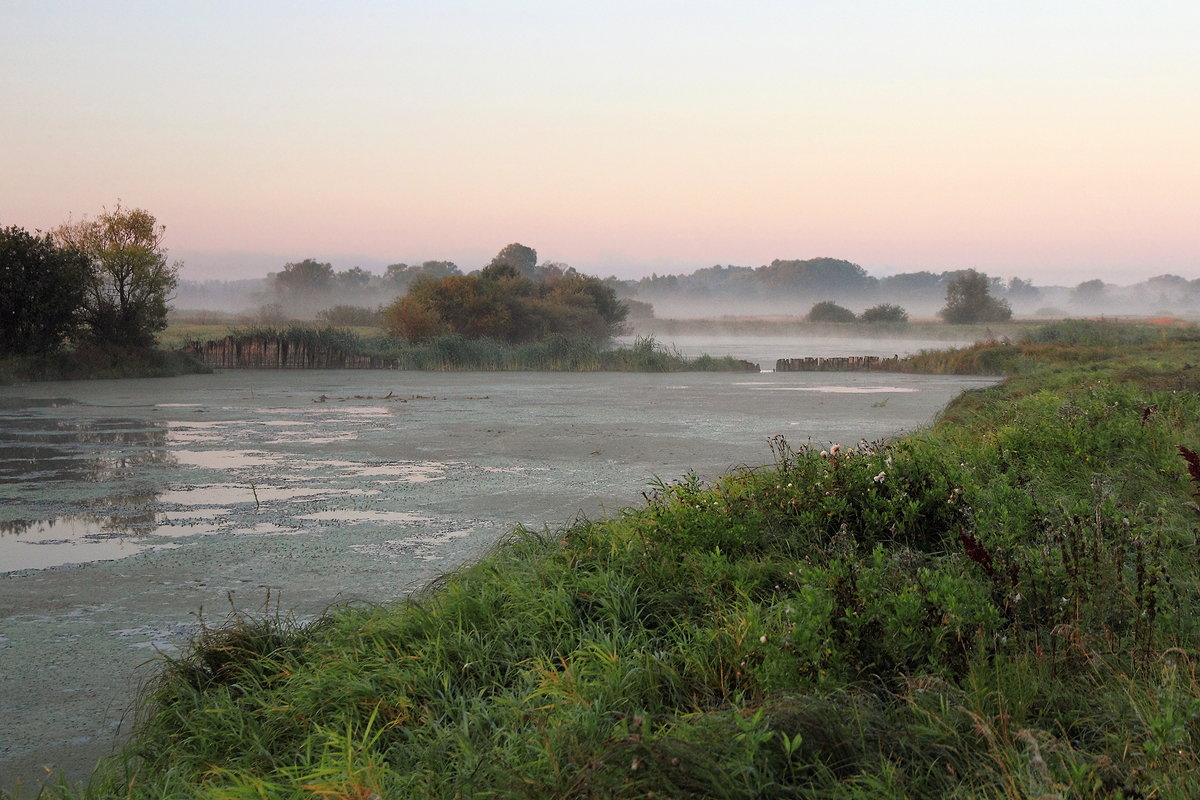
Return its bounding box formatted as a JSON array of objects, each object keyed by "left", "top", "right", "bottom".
[{"left": 0, "top": 366, "right": 996, "bottom": 792}]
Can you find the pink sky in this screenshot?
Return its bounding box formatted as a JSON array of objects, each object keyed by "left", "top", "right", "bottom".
[{"left": 4, "top": 2, "right": 1197, "bottom": 285}]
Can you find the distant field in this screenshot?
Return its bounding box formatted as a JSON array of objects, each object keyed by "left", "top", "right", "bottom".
[{"left": 629, "top": 317, "right": 1026, "bottom": 341}]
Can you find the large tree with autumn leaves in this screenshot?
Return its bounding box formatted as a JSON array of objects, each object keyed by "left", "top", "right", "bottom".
[{"left": 54, "top": 202, "right": 179, "bottom": 348}]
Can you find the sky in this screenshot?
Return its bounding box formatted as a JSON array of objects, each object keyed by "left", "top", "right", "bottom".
[{"left": 2, "top": 1, "right": 1198, "bottom": 285}]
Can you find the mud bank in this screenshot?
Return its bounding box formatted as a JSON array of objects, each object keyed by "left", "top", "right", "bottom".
[{"left": 0, "top": 370, "right": 996, "bottom": 794}]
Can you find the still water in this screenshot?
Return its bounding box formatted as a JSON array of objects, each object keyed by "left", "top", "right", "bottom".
[
  {"left": 613, "top": 333, "right": 972, "bottom": 366},
  {"left": 0, "top": 365, "right": 996, "bottom": 791}
]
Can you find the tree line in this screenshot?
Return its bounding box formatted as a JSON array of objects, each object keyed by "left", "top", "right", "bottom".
[
  {"left": 631, "top": 257, "right": 1200, "bottom": 315},
  {"left": 805, "top": 269, "right": 1014, "bottom": 325},
  {"left": 1, "top": 203, "right": 177, "bottom": 357},
  {"left": 631, "top": 257, "right": 1039, "bottom": 304}
]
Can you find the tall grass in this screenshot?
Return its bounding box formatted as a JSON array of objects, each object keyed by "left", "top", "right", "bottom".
[{"left": 36, "top": 335, "right": 1200, "bottom": 799}]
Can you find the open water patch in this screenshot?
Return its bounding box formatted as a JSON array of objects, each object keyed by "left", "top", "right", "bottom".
[
  {"left": 750, "top": 385, "right": 919, "bottom": 393},
  {"left": 0, "top": 515, "right": 185, "bottom": 571}
]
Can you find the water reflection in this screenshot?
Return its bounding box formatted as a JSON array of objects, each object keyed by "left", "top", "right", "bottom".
[
  {"left": 0, "top": 415, "right": 174, "bottom": 484},
  {"left": 0, "top": 409, "right": 172, "bottom": 570},
  {"left": 0, "top": 398, "right": 458, "bottom": 572}
]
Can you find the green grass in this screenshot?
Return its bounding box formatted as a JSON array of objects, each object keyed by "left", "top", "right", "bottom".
[
  {"left": 895, "top": 319, "right": 1200, "bottom": 378},
  {"left": 26, "top": 327, "right": 1200, "bottom": 799}
]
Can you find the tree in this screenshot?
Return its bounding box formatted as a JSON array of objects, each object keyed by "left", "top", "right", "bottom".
[
  {"left": 807, "top": 301, "right": 856, "bottom": 323},
  {"left": 381, "top": 247, "right": 628, "bottom": 344},
  {"left": 488, "top": 243, "right": 539, "bottom": 279},
  {"left": 1003, "top": 277, "right": 1041, "bottom": 303},
  {"left": 939, "top": 269, "right": 1012, "bottom": 324},
  {"left": 859, "top": 303, "right": 909, "bottom": 324},
  {"left": 0, "top": 226, "right": 92, "bottom": 355},
  {"left": 54, "top": 203, "right": 178, "bottom": 348},
  {"left": 1071, "top": 279, "right": 1107, "bottom": 306},
  {"left": 879, "top": 271, "right": 944, "bottom": 298},
  {"left": 271, "top": 259, "right": 335, "bottom": 301},
  {"left": 760, "top": 258, "right": 878, "bottom": 296},
  {"left": 336, "top": 266, "right": 372, "bottom": 291},
  {"left": 384, "top": 261, "right": 461, "bottom": 292},
  {"left": 381, "top": 291, "right": 448, "bottom": 342}
]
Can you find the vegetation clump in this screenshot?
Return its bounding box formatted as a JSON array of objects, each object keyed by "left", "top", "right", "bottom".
[
  {"left": 0, "top": 225, "right": 92, "bottom": 355},
  {"left": 939, "top": 268, "right": 1013, "bottom": 324},
  {"left": 56, "top": 331, "right": 1200, "bottom": 798},
  {"left": 382, "top": 249, "right": 628, "bottom": 344},
  {"left": 806, "top": 300, "right": 857, "bottom": 323},
  {"left": 858, "top": 303, "right": 909, "bottom": 324},
  {"left": 1, "top": 204, "right": 202, "bottom": 383},
  {"left": 53, "top": 203, "right": 180, "bottom": 349}
]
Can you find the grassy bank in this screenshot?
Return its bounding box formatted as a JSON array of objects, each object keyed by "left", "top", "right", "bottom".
[
  {"left": 39, "top": 327, "right": 1200, "bottom": 799},
  {"left": 899, "top": 318, "right": 1200, "bottom": 376},
  {"left": 0, "top": 346, "right": 210, "bottom": 385}
]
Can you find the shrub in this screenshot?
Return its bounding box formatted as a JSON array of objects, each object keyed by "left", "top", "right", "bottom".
[
  {"left": 858, "top": 304, "right": 909, "bottom": 324},
  {"left": 316, "top": 304, "right": 382, "bottom": 326},
  {"left": 807, "top": 301, "right": 856, "bottom": 323}
]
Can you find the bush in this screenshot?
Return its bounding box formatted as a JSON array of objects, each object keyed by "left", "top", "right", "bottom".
[
  {"left": 316, "top": 305, "right": 381, "bottom": 326},
  {"left": 858, "top": 304, "right": 909, "bottom": 324},
  {"left": 807, "top": 301, "right": 856, "bottom": 323}
]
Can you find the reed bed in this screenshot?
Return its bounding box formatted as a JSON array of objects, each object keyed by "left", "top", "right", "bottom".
[{"left": 196, "top": 329, "right": 756, "bottom": 372}]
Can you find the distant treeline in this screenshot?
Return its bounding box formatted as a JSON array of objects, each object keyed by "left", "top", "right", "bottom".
[
  {"left": 632, "top": 258, "right": 1038, "bottom": 303},
  {"left": 174, "top": 252, "right": 1200, "bottom": 322},
  {"left": 630, "top": 260, "right": 1200, "bottom": 318}
]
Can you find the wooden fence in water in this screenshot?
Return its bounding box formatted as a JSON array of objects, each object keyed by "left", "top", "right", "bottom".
[
  {"left": 183, "top": 336, "right": 394, "bottom": 369},
  {"left": 774, "top": 355, "right": 902, "bottom": 372}
]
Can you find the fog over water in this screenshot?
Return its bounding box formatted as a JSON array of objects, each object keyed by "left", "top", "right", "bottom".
[
  {"left": 613, "top": 334, "right": 976, "bottom": 365},
  {"left": 0, "top": 361, "right": 996, "bottom": 792}
]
